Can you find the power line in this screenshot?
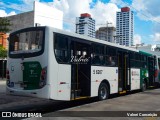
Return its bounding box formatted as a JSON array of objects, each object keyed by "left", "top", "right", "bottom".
[{"left": 121, "top": 0, "right": 160, "bottom": 24}]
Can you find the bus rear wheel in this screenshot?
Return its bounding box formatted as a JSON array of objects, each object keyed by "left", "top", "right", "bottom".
[{"left": 98, "top": 83, "right": 109, "bottom": 100}]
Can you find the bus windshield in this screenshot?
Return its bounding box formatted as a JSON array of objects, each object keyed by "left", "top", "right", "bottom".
[{"left": 9, "top": 28, "right": 45, "bottom": 58}]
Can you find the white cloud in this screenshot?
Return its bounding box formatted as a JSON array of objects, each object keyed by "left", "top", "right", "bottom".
[
  {"left": 110, "top": 0, "right": 127, "bottom": 7},
  {"left": 47, "top": 0, "right": 119, "bottom": 31},
  {"left": 0, "top": 10, "right": 8, "bottom": 17},
  {"left": 150, "top": 33, "right": 160, "bottom": 41},
  {"left": 46, "top": 0, "right": 92, "bottom": 31},
  {"left": 0, "top": 0, "right": 39, "bottom": 13},
  {"left": 8, "top": 11, "right": 16, "bottom": 16},
  {"left": 134, "top": 34, "right": 142, "bottom": 45},
  {"left": 0, "top": 9, "right": 16, "bottom": 17},
  {"left": 91, "top": 2, "right": 119, "bottom": 29},
  {"left": 132, "top": 0, "right": 160, "bottom": 22},
  {"left": 110, "top": 0, "right": 160, "bottom": 23},
  {"left": 23, "top": 0, "right": 40, "bottom": 5},
  {"left": 1, "top": 0, "right": 120, "bottom": 32}
]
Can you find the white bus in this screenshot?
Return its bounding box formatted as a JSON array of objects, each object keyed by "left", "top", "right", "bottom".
[{"left": 6, "top": 26, "right": 158, "bottom": 101}]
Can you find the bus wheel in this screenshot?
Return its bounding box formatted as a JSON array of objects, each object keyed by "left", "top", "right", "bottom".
[
  {"left": 98, "top": 83, "right": 109, "bottom": 100},
  {"left": 141, "top": 82, "right": 146, "bottom": 92}
]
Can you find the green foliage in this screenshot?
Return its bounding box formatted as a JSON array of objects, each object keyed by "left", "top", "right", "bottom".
[
  {"left": 0, "top": 45, "right": 7, "bottom": 58},
  {"left": 0, "top": 17, "right": 11, "bottom": 33},
  {"left": 0, "top": 17, "right": 10, "bottom": 58}
]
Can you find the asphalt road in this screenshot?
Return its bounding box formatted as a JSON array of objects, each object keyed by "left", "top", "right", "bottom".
[
  {"left": 1, "top": 79, "right": 160, "bottom": 120},
  {"left": 0, "top": 79, "right": 6, "bottom": 93},
  {"left": 38, "top": 89, "right": 160, "bottom": 120}
]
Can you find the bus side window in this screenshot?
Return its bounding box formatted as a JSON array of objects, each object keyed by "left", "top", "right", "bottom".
[
  {"left": 54, "top": 34, "right": 69, "bottom": 63},
  {"left": 106, "top": 47, "right": 117, "bottom": 67},
  {"left": 92, "top": 44, "right": 104, "bottom": 65}
]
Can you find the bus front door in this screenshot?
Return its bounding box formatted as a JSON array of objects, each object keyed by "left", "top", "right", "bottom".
[
  {"left": 71, "top": 42, "right": 91, "bottom": 100},
  {"left": 118, "top": 51, "right": 130, "bottom": 93},
  {"left": 148, "top": 56, "right": 155, "bottom": 87}
]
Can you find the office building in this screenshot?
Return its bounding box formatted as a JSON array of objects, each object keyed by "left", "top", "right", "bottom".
[
  {"left": 116, "top": 7, "right": 134, "bottom": 46},
  {"left": 1, "top": 1, "right": 63, "bottom": 50},
  {"left": 76, "top": 13, "right": 95, "bottom": 38}
]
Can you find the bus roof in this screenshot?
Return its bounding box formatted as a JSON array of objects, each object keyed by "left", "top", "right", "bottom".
[
  {"left": 48, "top": 26, "right": 139, "bottom": 52},
  {"left": 139, "top": 51, "right": 153, "bottom": 56}
]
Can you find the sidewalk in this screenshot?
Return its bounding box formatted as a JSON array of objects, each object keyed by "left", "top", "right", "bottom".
[{"left": 0, "top": 78, "right": 6, "bottom": 81}]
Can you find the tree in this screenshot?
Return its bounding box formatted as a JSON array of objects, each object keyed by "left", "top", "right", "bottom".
[
  {"left": 0, "top": 17, "right": 11, "bottom": 58},
  {"left": 0, "top": 17, "right": 11, "bottom": 33},
  {"left": 0, "top": 45, "right": 7, "bottom": 58}
]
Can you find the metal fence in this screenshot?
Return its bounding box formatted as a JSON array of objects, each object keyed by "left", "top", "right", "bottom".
[{"left": 0, "top": 59, "right": 7, "bottom": 79}]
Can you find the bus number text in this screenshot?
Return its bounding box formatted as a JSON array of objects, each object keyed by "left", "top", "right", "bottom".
[{"left": 93, "top": 70, "right": 103, "bottom": 74}]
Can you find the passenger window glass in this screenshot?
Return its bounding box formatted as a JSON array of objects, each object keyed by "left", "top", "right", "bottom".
[
  {"left": 54, "top": 34, "right": 69, "bottom": 63},
  {"left": 106, "top": 47, "right": 117, "bottom": 67},
  {"left": 92, "top": 44, "right": 104, "bottom": 65}
]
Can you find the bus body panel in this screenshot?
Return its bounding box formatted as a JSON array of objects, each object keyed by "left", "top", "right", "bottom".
[
  {"left": 48, "top": 28, "right": 71, "bottom": 100},
  {"left": 6, "top": 85, "right": 50, "bottom": 98},
  {"left": 140, "top": 68, "right": 148, "bottom": 88},
  {"left": 7, "top": 27, "right": 50, "bottom": 99},
  {"left": 130, "top": 68, "right": 140, "bottom": 90},
  {"left": 46, "top": 27, "right": 58, "bottom": 100},
  {"left": 91, "top": 66, "right": 118, "bottom": 97},
  {"left": 8, "top": 59, "right": 23, "bottom": 90},
  {"left": 57, "top": 64, "right": 71, "bottom": 100},
  {"left": 7, "top": 56, "right": 50, "bottom": 99},
  {"left": 155, "top": 57, "right": 160, "bottom": 84},
  {"left": 7, "top": 26, "right": 158, "bottom": 101}
]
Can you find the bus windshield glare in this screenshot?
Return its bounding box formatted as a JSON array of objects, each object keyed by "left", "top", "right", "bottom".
[{"left": 9, "top": 28, "right": 44, "bottom": 58}]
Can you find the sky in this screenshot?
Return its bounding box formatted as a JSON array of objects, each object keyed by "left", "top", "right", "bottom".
[{"left": 0, "top": 0, "right": 160, "bottom": 45}]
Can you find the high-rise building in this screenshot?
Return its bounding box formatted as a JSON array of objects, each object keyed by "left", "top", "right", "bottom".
[
  {"left": 116, "top": 7, "right": 134, "bottom": 46},
  {"left": 96, "top": 27, "right": 116, "bottom": 43},
  {"left": 76, "top": 13, "right": 95, "bottom": 38}
]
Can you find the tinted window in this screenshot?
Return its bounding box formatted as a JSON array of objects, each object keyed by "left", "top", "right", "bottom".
[
  {"left": 9, "top": 27, "right": 45, "bottom": 58},
  {"left": 92, "top": 44, "right": 105, "bottom": 65},
  {"left": 54, "top": 33, "right": 69, "bottom": 63},
  {"left": 105, "top": 47, "right": 117, "bottom": 67}
]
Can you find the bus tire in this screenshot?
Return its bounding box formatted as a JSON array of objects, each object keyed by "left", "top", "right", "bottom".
[
  {"left": 141, "top": 82, "right": 147, "bottom": 92},
  {"left": 98, "top": 83, "right": 109, "bottom": 100}
]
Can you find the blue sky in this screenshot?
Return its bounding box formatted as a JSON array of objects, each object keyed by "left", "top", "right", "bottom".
[{"left": 0, "top": 0, "right": 160, "bottom": 45}]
